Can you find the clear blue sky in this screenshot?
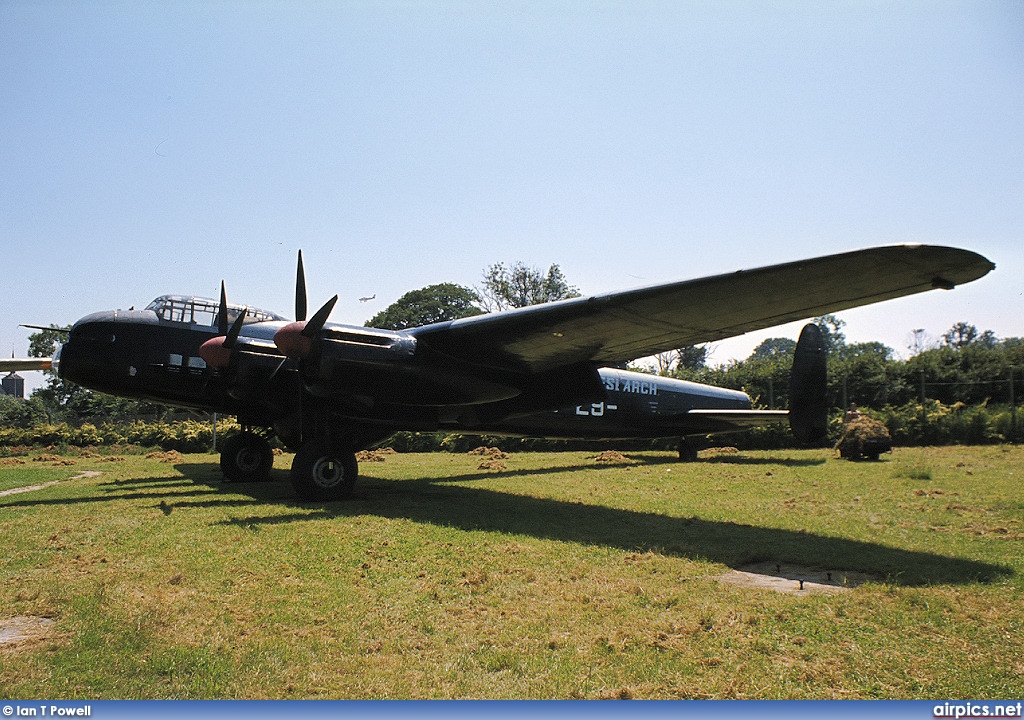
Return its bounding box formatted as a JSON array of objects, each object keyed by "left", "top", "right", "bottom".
[{"left": 3, "top": 1, "right": 1022, "bottom": 393}]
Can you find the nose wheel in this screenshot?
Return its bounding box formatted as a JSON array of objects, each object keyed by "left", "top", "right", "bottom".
[{"left": 290, "top": 440, "right": 358, "bottom": 501}]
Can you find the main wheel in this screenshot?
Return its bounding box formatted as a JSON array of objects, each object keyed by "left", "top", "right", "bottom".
[
  {"left": 677, "top": 438, "right": 699, "bottom": 462},
  {"left": 290, "top": 440, "right": 358, "bottom": 501},
  {"left": 220, "top": 432, "right": 274, "bottom": 483}
]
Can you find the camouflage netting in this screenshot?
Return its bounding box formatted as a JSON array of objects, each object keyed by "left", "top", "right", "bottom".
[{"left": 835, "top": 416, "right": 893, "bottom": 460}]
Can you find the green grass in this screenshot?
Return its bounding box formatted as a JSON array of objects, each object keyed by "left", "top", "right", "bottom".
[{"left": 1, "top": 445, "right": 1022, "bottom": 698}]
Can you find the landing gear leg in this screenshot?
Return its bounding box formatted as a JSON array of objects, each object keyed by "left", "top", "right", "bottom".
[
  {"left": 290, "top": 439, "right": 358, "bottom": 501},
  {"left": 220, "top": 432, "right": 274, "bottom": 483},
  {"left": 677, "top": 437, "right": 699, "bottom": 462}
]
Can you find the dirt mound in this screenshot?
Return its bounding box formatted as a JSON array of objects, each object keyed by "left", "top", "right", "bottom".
[
  {"left": 146, "top": 450, "right": 182, "bottom": 463},
  {"left": 594, "top": 450, "right": 632, "bottom": 464},
  {"left": 356, "top": 449, "right": 390, "bottom": 462},
  {"left": 469, "top": 447, "right": 510, "bottom": 460}
]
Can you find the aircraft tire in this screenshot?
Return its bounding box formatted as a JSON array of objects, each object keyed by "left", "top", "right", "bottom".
[
  {"left": 220, "top": 433, "right": 274, "bottom": 483},
  {"left": 291, "top": 440, "right": 357, "bottom": 501},
  {"left": 677, "top": 438, "right": 699, "bottom": 462}
]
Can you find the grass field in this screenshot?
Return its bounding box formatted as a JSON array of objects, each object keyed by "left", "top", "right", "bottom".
[{"left": 1, "top": 445, "right": 1022, "bottom": 699}]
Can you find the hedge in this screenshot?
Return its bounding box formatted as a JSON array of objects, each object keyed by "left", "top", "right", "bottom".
[{"left": 1, "top": 401, "right": 1019, "bottom": 454}]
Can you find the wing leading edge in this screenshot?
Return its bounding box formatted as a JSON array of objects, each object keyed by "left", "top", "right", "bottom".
[
  {"left": 410, "top": 244, "right": 994, "bottom": 373},
  {"left": 0, "top": 358, "right": 52, "bottom": 372}
]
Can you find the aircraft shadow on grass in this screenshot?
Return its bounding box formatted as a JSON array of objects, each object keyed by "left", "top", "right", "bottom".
[
  {"left": 179, "top": 462, "right": 1007, "bottom": 588},
  {"left": 3, "top": 461, "right": 1009, "bottom": 588}
]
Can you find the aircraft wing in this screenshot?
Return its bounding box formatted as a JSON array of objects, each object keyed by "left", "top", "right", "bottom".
[
  {"left": 0, "top": 358, "right": 52, "bottom": 372},
  {"left": 410, "top": 245, "right": 994, "bottom": 373}
]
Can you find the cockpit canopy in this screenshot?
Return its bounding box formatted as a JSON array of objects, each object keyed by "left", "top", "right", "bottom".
[{"left": 145, "top": 295, "right": 286, "bottom": 327}]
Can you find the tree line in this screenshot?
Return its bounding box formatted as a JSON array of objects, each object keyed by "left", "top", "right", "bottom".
[{"left": 665, "top": 315, "right": 1022, "bottom": 412}]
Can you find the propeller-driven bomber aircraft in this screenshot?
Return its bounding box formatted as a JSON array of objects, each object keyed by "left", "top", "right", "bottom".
[{"left": 2, "top": 245, "right": 994, "bottom": 500}]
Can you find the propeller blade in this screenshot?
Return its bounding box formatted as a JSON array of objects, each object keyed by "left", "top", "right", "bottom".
[
  {"left": 295, "top": 250, "right": 307, "bottom": 322},
  {"left": 217, "top": 281, "right": 229, "bottom": 336},
  {"left": 223, "top": 308, "right": 247, "bottom": 349},
  {"left": 267, "top": 356, "right": 289, "bottom": 382},
  {"left": 301, "top": 295, "right": 338, "bottom": 338},
  {"left": 199, "top": 308, "right": 247, "bottom": 369}
]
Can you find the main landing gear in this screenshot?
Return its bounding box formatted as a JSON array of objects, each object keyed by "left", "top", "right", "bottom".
[
  {"left": 217, "top": 427, "right": 360, "bottom": 501},
  {"left": 290, "top": 439, "right": 358, "bottom": 501},
  {"left": 677, "top": 437, "right": 699, "bottom": 462},
  {"left": 220, "top": 432, "right": 274, "bottom": 483}
]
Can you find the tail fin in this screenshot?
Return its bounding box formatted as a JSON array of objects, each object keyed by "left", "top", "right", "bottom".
[{"left": 789, "top": 323, "right": 828, "bottom": 444}]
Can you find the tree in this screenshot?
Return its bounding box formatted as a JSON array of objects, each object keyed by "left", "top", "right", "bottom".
[
  {"left": 907, "top": 328, "right": 935, "bottom": 356},
  {"left": 653, "top": 345, "right": 708, "bottom": 377},
  {"left": 675, "top": 345, "right": 709, "bottom": 372},
  {"left": 28, "top": 325, "right": 81, "bottom": 418},
  {"left": 813, "top": 314, "right": 847, "bottom": 355},
  {"left": 831, "top": 341, "right": 896, "bottom": 408},
  {"left": 365, "top": 283, "right": 483, "bottom": 331},
  {"left": 478, "top": 261, "right": 580, "bottom": 311},
  {"left": 0, "top": 394, "right": 47, "bottom": 428},
  {"left": 943, "top": 322, "right": 979, "bottom": 349},
  {"left": 750, "top": 337, "right": 796, "bottom": 360}
]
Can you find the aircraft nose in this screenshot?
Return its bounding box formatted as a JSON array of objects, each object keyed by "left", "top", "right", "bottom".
[
  {"left": 58, "top": 311, "right": 119, "bottom": 384},
  {"left": 69, "top": 310, "right": 119, "bottom": 337}
]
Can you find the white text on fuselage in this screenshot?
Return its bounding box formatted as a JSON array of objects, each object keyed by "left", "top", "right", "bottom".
[
  {"left": 576, "top": 402, "right": 617, "bottom": 417},
  {"left": 604, "top": 376, "right": 658, "bottom": 395}
]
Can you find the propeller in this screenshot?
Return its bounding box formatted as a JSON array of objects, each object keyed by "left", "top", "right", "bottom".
[
  {"left": 199, "top": 250, "right": 336, "bottom": 389},
  {"left": 272, "top": 251, "right": 339, "bottom": 444},
  {"left": 274, "top": 296, "right": 337, "bottom": 359},
  {"left": 199, "top": 309, "right": 247, "bottom": 369},
  {"left": 274, "top": 250, "right": 337, "bottom": 360}
]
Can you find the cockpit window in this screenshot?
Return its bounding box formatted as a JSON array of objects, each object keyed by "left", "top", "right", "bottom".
[{"left": 144, "top": 296, "right": 286, "bottom": 326}]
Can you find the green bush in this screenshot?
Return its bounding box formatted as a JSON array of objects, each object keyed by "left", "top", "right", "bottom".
[{"left": 875, "top": 400, "right": 1020, "bottom": 446}]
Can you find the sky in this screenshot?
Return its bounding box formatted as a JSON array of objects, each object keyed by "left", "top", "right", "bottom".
[{"left": 2, "top": 1, "right": 1022, "bottom": 394}]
